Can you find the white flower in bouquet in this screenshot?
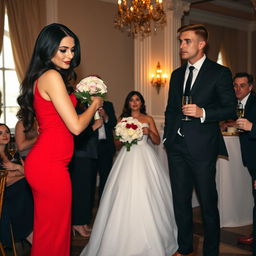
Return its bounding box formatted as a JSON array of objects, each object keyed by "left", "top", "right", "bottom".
[
  {"left": 115, "top": 117, "right": 143, "bottom": 151},
  {"left": 75, "top": 76, "right": 107, "bottom": 119}
]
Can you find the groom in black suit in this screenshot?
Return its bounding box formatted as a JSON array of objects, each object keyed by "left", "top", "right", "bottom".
[{"left": 164, "top": 24, "right": 236, "bottom": 256}]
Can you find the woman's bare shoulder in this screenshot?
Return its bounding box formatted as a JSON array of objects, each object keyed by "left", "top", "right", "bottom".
[
  {"left": 38, "top": 70, "right": 65, "bottom": 91},
  {"left": 144, "top": 114, "right": 154, "bottom": 122},
  {"left": 39, "top": 69, "right": 62, "bottom": 81}
]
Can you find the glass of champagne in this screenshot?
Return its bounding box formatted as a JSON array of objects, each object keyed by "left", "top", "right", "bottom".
[
  {"left": 237, "top": 102, "right": 244, "bottom": 132},
  {"left": 182, "top": 95, "right": 192, "bottom": 121},
  {"left": 8, "top": 135, "right": 17, "bottom": 161}
]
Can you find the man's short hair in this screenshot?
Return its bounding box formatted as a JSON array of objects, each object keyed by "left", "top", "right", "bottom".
[
  {"left": 177, "top": 24, "right": 208, "bottom": 42},
  {"left": 233, "top": 72, "right": 254, "bottom": 85}
]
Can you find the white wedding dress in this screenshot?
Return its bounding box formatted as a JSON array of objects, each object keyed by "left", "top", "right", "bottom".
[{"left": 80, "top": 124, "right": 178, "bottom": 256}]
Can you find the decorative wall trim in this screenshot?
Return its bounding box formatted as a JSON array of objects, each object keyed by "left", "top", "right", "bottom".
[
  {"left": 188, "top": 8, "right": 256, "bottom": 32},
  {"left": 150, "top": 0, "right": 189, "bottom": 124},
  {"left": 213, "top": 0, "right": 253, "bottom": 12},
  {"left": 134, "top": 37, "right": 152, "bottom": 113},
  {"left": 163, "top": 0, "right": 188, "bottom": 105}
]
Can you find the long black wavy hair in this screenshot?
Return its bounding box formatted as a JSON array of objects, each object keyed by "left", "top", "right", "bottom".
[
  {"left": 120, "top": 91, "right": 147, "bottom": 118},
  {"left": 17, "top": 23, "right": 81, "bottom": 132}
]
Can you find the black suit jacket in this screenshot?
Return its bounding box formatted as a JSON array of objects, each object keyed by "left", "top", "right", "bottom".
[
  {"left": 96, "top": 101, "right": 117, "bottom": 156},
  {"left": 164, "top": 57, "right": 237, "bottom": 160},
  {"left": 73, "top": 101, "right": 117, "bottom": 159},
  {"left": 239, "top": 93, "right": 256, "bottom": 172}
]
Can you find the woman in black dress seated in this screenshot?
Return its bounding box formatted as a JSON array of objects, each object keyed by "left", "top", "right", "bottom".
[{"left": 0, "top": 123, "right": 33, "bottom": 246}]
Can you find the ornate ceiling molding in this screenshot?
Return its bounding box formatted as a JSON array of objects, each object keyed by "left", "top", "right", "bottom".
[{"left": 188, "top": 8, "right": 256, "bottom": 32}]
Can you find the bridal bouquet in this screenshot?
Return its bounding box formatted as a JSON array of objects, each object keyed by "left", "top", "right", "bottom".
[
  {"left": 115, "top": 117, "right": 143, "bottom": 152},
  {"left": 75, "top": 76, "right": 107, "bottom": 119}
]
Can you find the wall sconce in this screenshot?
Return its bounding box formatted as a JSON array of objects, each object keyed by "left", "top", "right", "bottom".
[{"left": 151, "top": 62, "right": 167, "bottom": 94}]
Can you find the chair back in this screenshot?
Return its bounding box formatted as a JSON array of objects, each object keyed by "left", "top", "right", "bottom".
[
  {"left": 0, "top": 170, "right": 7, "bottom": 256},
  {"left": 0, "top": 171, "right": 7, "bottom": 217}
]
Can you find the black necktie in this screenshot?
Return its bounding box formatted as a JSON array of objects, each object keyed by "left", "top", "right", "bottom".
[{"left": 184, "top": 66, "right": 195, "bottom": 96}]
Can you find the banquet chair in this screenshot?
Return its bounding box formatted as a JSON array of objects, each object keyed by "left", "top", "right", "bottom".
[
  {"left": 0, "top": 170, "right": 7, "bottom": 256},
  {"left": 0, "top": 170, "right": 17, "bottom": 256}
]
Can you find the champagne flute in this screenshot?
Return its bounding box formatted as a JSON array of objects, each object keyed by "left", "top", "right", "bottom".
[
  {"left": 8, "top": 134, "right": 17, "bottom": 161},
  {"left": 237, "top": 102, "right": 244, "bottom": 132},
  {"left": 182, "top": 95, "right": 192, "bottom": 121}
]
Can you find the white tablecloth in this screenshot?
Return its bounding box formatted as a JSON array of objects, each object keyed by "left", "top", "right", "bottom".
[
  {"left": 155, "top": 135, "right": 253, "bottom": 227},
  {"left": 216, "top": 136, "right": 253, "bottom": 227}
]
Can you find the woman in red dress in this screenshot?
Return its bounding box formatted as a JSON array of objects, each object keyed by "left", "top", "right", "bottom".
[{"left": 17, "top": 23, "right": 103, "bottom": 256}]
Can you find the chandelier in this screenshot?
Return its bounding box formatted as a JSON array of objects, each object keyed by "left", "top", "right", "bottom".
[{"left": 114, "top": 0, "right": 167, "bottom": 38}]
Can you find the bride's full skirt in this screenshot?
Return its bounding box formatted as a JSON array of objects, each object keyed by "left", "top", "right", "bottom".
[{"left": 81, "top": 136, "right": 178, "bottom": 256}]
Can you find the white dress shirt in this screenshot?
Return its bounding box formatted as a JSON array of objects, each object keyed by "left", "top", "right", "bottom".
[
  {"left": 240, "top": 93, "right": 250, "bottom": 107},
  {"left": 183, "top": 55, "right": 206, "bottom": 93}
]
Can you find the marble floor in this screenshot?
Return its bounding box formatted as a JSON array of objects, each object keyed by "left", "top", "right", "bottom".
[{"left": 3, "top": 207, "right": 253, "bottom": 256}]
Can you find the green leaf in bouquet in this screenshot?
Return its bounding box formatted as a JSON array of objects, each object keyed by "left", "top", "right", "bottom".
[
  {"left": 74, "top": 90, "right": 107, "bottom": 104},
  {"left": 123, "top": 140, "right": 138, "bottom": 152},
  {"left": 74, "top": 91, "right": 92, "bottom": 104}
]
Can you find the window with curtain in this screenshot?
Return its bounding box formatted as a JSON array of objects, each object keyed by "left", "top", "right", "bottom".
[{"left": 0, "top": 11, "right": 19, "bottom": 129}]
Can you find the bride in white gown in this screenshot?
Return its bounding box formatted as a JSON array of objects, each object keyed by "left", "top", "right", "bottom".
[{"left": 80, "top": 91, "right": 178, "bottom": 256}]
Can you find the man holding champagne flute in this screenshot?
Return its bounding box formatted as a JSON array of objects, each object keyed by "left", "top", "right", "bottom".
[
  {"left": 232, "top": 72, "right": 256, "bottom": 255},
  {"left": 164, "top": 24, "right": 237, "bottom": 256}
]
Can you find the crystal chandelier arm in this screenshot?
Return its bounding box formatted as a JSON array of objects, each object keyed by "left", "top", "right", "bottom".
[{"left": 114, "top": 0, "right": 167, "bottom": 37}]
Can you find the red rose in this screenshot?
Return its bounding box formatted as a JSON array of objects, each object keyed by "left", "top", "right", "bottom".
[{"left": 131, "top": 124, "right": 138, "bottom": 130}]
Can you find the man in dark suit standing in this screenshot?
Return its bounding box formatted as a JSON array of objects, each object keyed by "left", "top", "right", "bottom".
[
  {"left": 96, "top": 101, "right": 117, "bottom": 199},
  {"left": 233, "top": 73, "right": 256, "bottom": 255},
  {"left": 70, "top": 100, "right": 116, "bottom": 236},
  {"left": 163, "top": 24, "right": 236, "bottom": 256}
]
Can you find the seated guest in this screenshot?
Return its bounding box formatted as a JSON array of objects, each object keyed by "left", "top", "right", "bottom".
[
  {"left": 15, "top": 114, "right": 38, "bottom": 160},
  {"left": 0, "top": 123, "right": 33, "bottom": 246},
  {"left": 230, "top": 73, "right": 256, "bottom": 253}
]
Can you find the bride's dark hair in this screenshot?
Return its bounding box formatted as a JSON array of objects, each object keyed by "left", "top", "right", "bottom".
[
  {"left": 17, "top": 23, "right": 81, "bottom": 132},
  {"left": 120, "top": 91, "right": 147, "bottom": 118}
]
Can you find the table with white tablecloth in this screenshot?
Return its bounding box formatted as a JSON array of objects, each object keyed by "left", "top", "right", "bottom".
[{"left": 154, "top": 135, "right": 253, "bottom": 228}]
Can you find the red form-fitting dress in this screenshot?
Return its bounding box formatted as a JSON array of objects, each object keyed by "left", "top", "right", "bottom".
[{"left": 25, "top": 80, "right": 77, "bottom": 256}]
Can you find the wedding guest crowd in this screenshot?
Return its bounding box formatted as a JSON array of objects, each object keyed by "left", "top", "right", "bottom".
[{"left": 1, "top": 20, "right": 255, "bottom": 256}]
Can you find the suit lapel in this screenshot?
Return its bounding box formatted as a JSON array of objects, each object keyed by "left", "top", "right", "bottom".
[
  {"left": 177, "top": 65, "right": 186, "bottom": 97},
  {"left": 245, "top": 93, "right": 255, "bottom": 115},
  {"left": 190, "top": 58, "right": 211, "bottom": 96}
]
